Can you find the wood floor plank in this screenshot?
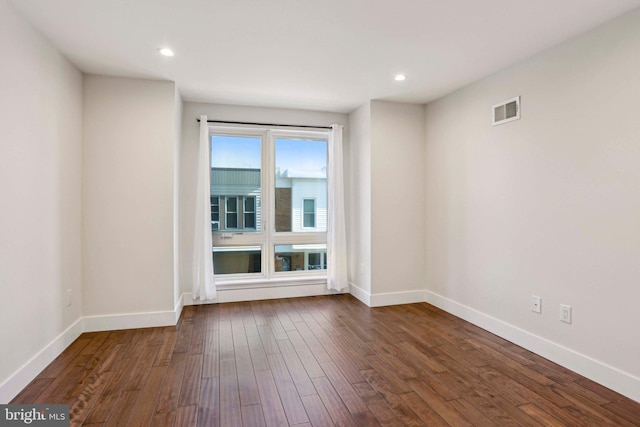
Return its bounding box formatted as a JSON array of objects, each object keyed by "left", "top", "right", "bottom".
[
  {"left": 37, "top": 337, "right": 92, "bottom": 379},
  {"left": 200, "top": 377, "right": 221, "bottom": 427},
  {"left": 277, "top": 339, "right": 317, "bottom": 397},
  {"left": 173, "top": 322, "right": 194, "bottom": 354},
  {"left": 241, "top": 404, "right": 267, "bottom": 427},
  {"left": 248, "top": 331, "right": 271, "bottom": 372},
  {"left": 294, "top": 321, "right": 332, "bottom": 363},
  {"left": 258, "top": 324, "right": 281, "bottom": 354},
  {"left": 267, "top": 315, "right": 289, "bottom": 341},
  {"left": 69, "top": 371, "right": 114, "bottom": 425},
  {"left": 236, "top": 345, "right": 261, "bottom": 405},
  {"left": 447, "top": 398, "right": 496, "bottom": 427},
  {"left": 255, "top": 369, "right": 289, "bottom": 427},
  {"left": 103, "top": 389, "right": 139, "bottom": 427},
  {"left": 365, "top": 355, "right": 412, "bottom": 394},
  {"left": 286, "top": 329, "right": 325, "bottom": 378},
  {"left": 320, "top": 361, "right": 368, "bottom": 414},
  {"left": 360, "top": 370, "right": 424, "bottom": 427},
  {"left": 175, "top": 405, "right": 198, "bottom": 427},
  {"left": 301, "top": 393, "right": 335, "bottom": 426},
  {"left": 150, "top": 410, "right": 175, "bottom": 427},
  {"left": 323, "top": 342, "right": 366, "bottom": 385},
  {"left": 10, "top": 378, "right": 54, "bottom": 404},
  {"left": 126, "top": 365, "right": 166, "bottom": 426},
  {"left": 518, "top": 403, "right": 565, "bottom": 427},
  {"left": 267, "top": 353, "right": 310, "bottom": 425},
  {"left": 329, "top": 333, "right": 374, "bottom": 372},
  {"left": 405, "top": 377, "right": 472, "bottom": 427},
  {"left": 178, "top": 354, "right": 203, "bottom": 407},
  {"left": 232, "top": 317, "right": 249, "bottom": 348},
  {"left": 202, "top": 327, "right": 220, "bottom": 378},
  {"left": 312, "top": 376, "right": 359, "bottom": 427},
  {"left": 352, "top": 411, "right": 383, "bottom": 427},
  {"left": 401, "top": 391, "right": 450, "bottom": 426},
  {"left": 272, "top": 300, "right": 297, "bottom": 331},
  {"left": 154, "top": 330, "right": 177, "bottom": 367},
  {"left": 352, "top": 382, "right": 404, "bottom": 427},
  {"left": 155, "top": 351, "right": 188, "bottom": 413},
  {"left": 219, "top": 319, "right": 235, "bottom": 360},
  {"left": 549, "top": 385, "right": 638, "bottom": 426},
  {"left": 278, "top": 299, "right": 304, "bottom": 323},
  {"left": 82, "top": 355, "right": 140, "bottom": 423}
]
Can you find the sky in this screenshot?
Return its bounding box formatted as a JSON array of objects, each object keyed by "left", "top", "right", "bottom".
[{"left": 211, "top": 135, "right": 327, "bottom": 172}]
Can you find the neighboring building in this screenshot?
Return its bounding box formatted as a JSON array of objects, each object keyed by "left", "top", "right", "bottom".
[
  {"left": 210, "top": 167, "right": 261, "bottom": 232},
  {"left": 274, "top": 168, "right": 327, "bottom": 232},
  {"left": 211, "top": 167, "right": 327, "bottom": 273}
]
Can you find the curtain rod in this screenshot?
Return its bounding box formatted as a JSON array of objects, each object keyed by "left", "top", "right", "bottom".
[{"left": 196, "top": 118, "right": 332, "bottom": 130}]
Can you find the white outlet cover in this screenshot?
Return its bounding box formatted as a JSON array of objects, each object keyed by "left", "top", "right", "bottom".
[
  {"left": 531, "top": 295, "right": 542, "bottom": 314},
  {"left": 560, "top": 304, "right": 572, "bottom": 323}
]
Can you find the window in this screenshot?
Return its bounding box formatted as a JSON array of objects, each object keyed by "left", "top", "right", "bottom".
[
  {"left": 225, "top": 196, "right": 238, "bottom": 229},
  {"left": 210, "top": 196, "right": 219, "bottom": 230},
  {"left": 274, "top": 244, "right": 327, "bottom": 272},
  {"left": 303, "top": 199, "right": 316, "bottom": 228},
  {"left": 308, "top": 253, "right": 322, "bottom": 270},
  {"left": 244, "top": 196, "right": 256, "bottom": 229},
  {"left": 210, "top": 128, "right": 328, "bottom": 282}
]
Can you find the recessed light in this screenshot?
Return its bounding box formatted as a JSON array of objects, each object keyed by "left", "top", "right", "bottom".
[
  {"left": 394, "top": 74, "right": 407, "bottom": 81},
  {"left": 158, "top": 47, "right": 175, "bottom": 57}
]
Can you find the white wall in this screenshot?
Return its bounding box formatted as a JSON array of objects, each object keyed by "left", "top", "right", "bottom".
[
  {"left": 83, "top": 76, "right": 177, "bottom": 317},
  {"left": 180, "top": 102, "right": 347, "bottom": 296},
  {"left": 347, "top": 101, "right": 426, "bottom": 304},
  {"left": 174, "top": 89, "right": 183, "bottom": 309},
  {"left": 0, "top": 0, "right": 83, "bottom": 401},
  {"left": 346, "top": 103, "right": 372, "bottom": 296},
  {"left": 424, "top": 7, "right": 640, "bottom": 399},
  {"left": 370, "top": 101, "right": 426, "bottom": 297}
]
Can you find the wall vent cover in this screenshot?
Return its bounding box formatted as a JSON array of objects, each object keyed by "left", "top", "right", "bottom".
[{"left": 492, "top": 96, "right": 520, "bottom": 126}]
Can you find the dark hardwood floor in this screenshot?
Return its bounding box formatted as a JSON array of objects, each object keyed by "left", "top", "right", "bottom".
[{"left": 12, "top": 294, "right": 640, "bottom": 426}]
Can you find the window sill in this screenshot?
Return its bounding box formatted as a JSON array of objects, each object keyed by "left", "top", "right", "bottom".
[{"left": 215, "top": 275, "right": 327, "bottom": 290}]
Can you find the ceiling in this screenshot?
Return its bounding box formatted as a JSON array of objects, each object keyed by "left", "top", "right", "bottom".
[{"left": 10, "top": 0, "right": 640, "bottom": 113}]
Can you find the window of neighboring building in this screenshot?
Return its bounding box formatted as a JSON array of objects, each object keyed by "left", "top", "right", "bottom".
[
  {"left": 225, "top": 196, "right": 238, "bottom": 229},
  {"left": 244, "top": 196, "right": 256, "bottom": 229},
  {"left": 308, "top": 252, "right": 322, "bottom": 270},
  {"left": 303, "top": 199, "right": 316, "bottom": 228},
  {"left": 210, "top": 196, "right": 220, "bottom": 230}
]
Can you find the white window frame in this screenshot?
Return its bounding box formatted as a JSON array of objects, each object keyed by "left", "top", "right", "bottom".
[{"left": 210, "top": 126, "right": 329, "bottom": 287}]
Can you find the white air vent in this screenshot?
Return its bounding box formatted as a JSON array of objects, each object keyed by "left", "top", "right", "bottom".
[{"left": 492, "top": 96, "right": 520, "bottom": 126}]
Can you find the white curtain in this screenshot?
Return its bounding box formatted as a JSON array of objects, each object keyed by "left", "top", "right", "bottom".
[
  {"left": 192, "top": 115, "right": 217, "bottom": 300},
  {"left": 327, "top": 124, "right": 348, "bottom": 291}
]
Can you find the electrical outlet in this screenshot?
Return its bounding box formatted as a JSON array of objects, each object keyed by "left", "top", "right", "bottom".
[
  {"left": 530, "top": 295, "right": 542, "bottom": 314},
  {"left": 67, "top": 289, "right": 72, "bottom": 307},
  {"left": 560, "top": 304, "right": 571, "bottom": 324}
]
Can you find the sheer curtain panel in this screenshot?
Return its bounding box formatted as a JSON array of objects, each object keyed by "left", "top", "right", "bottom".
[
  {"left": 327, "top": 124, "right": 348, "bottom": 291},
  {"left": 192, "top": 115, "right": 217, "bottom": 300}
]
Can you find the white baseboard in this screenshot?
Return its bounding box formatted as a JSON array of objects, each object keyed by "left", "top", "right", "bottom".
[
  {"left": 174, "top": 293, "right": 185, "bottom": 323},
  {"left": 369, "top": 289, "right": 427, "bottom": 307},
  {"left": 348, "top": 283, "right": 427, "bottom": 307},
  {"left": 425, "top": 291, "right": 640, "bottom": 403},
  {"left": 348, "top": 282, "right": 371, "bottom": 306},
  {"left": 83, "top": 309, "right": 178, "bottom": 332},
  {"left": 0, "top": 318, "right": 83, "bottom": 404}
]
